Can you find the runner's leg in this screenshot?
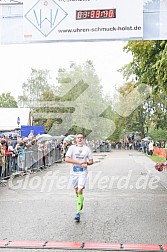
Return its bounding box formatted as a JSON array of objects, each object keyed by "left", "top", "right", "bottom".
[
  {"left": 76, "top": 172, "right": 87, "bottom": 212},
  {"left": 75, "top": 187, "right": 78, "bottom": 197},
  {"left": 77, "top": 188, "right": 84, "bottom": 213}
]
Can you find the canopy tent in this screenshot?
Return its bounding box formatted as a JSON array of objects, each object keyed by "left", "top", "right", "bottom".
[
  {"left": 37, "top": 133, "right": 53, "bottom": 142},
  {"left": 0, "top": 108, "right": 30, "bottom": 131}
]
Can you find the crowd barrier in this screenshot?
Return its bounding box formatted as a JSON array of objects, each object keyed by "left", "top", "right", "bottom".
[
  {"left": 0, "top": 142, "right": 112, "bottom": 185},
  {"left": 88, "top": 143, "right": 111, "bottom": 153},
  {"left": 0, "top": 147, "right": 61, "bottom": 183},
  {"left": 153, "top": 147, "right": 167, "bottom": 159}
]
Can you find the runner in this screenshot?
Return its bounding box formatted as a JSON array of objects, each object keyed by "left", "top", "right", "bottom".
[{"left": 65, "top": 133, "right": 93, "bottom": 222}]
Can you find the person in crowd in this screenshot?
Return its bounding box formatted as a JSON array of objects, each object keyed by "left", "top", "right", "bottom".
[
  {"left": 161, "top": 140, "right": 165, "bottom": 148},
  {"left": 0, "top": 143, "right": 6, "bottom": 182},
  {"left": 0, "top": 134, "right": 64, "bottom": 175},
  {"left": 11, "top": 133, "right": 18, "bottom": 148},
  {"left": 7, "top": 140, "right": 16, "bottom": 175},
  {"left": 62, "top": 141, "right": 68, "bottom": 160},
  {"left": 29, "top": 138, "right": 38, "bottom": 170},
  {"left": 28, "top": 130, "right": 34, "bottom": 139},
  {"left": 15, "top": 141, "right": 26, "bottom": 172},
  {"left": 129, "top": 141, "right": 133, "bottom": 150},
  {"left": 148, "top": 140, "right": 154, "bottom": 156},
  {"left": 37, "top": 141, "right": 45, "bottom": 168}
]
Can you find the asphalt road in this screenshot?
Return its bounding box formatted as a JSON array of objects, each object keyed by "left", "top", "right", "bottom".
[{"left": 0, "top": 149, "right": 167, "bottom": 251}]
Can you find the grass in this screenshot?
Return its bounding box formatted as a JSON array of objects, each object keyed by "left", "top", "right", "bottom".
[{"left": 149, "top": 154, "right": 166, "bottom": 163}]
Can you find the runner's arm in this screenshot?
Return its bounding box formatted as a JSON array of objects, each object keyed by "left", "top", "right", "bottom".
[{"left": 65, "top": 156, "right": 86, "bottom": 165}]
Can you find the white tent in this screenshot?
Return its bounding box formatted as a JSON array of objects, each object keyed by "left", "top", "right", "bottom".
[{"left": 0, "top": 108, "right": 30, "bottom": 130}]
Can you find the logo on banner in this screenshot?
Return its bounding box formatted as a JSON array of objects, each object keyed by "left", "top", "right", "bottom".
[{"left": 24, "top": 0, "right": 68, "bottom": 37}]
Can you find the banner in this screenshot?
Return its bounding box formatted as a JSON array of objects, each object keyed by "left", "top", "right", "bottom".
[
  {"left": 23, "top": 0, "right": 143, "bottom": 42},
  {"left": 1, "top": 0, "right": 167, "bottom": 44}
]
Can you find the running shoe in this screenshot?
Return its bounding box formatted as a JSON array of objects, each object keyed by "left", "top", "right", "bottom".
[{"left": 74, "top": 212, "right": 80, "bottom": 222}]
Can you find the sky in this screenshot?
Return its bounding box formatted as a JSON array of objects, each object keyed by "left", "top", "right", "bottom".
[{"left": 0, "top": 40, "right": 132, "bottom": 101}]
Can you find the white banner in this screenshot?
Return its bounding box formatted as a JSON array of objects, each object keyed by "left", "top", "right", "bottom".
[{"left": 23, "top": 0, "right": 143, "bottom": 42}]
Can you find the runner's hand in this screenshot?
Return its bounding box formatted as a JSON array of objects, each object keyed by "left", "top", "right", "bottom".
[{"left": 81, "top": 163, "right": 87, "bottom": 168}]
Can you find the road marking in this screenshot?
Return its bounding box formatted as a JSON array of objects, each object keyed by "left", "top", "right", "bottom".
[{"left": 0, "top": 240, "right": 165, "bottom": 251}]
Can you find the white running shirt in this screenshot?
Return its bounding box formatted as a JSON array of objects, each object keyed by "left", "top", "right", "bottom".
[{"left": 66, "top": 144, "right": 93, "bottom": 173}]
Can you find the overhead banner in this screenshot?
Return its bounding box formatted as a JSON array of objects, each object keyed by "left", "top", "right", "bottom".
[
  {"left": 1, "top": 0, "right": 167, "bottom": 44},
  {"left": 23, "top": 0, "right": 143, "bottom": 42}
]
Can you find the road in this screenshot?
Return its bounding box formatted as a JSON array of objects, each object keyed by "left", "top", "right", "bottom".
[{"left": 0, "top": 149, "right": 167, "bottom": 251}]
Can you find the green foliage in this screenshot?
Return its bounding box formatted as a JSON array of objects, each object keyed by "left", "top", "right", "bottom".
[
  {"left": 32, "top": 90, "right": 61, "bottom": 132},
  {"left": 113, "top": 81, "right": 147, "bottom": 138},
  {"left": 0, "top": 93, "right": 18, "bottom": 108},
  {"left": 146, "top": 92, "right": 167, "bottom": 130},
  {"left": 149, "top": 129, "right": 167, "bottom": 142},
  {"left": 18, "top": 63, "right": 114, "bottom": 138},
  {"left": 67, "top": 125, "right": 92, "bottom": 137},
  {"left": 120, "top": 40, "right": 167, "bottom": 135},
  {"left": 149, "top": 154, "right": 166, "bottom": 163},
  {"left": 155, "top": 43, "right": 167, "bottom": 92},
  {"left": 17, "top": 68, "right": 62, "bottom": 133},
  {"left": 122, "top": 40, "right": 167, "bottom": 93},
  {"left": 18, "top": 68, "right": 53, "bottom": 107},
  {"left": 108, "top": 122, "right": 122, "bottom": 142},
  {"left": 57, "top": 60, "right": 113, "bottom": 139}
]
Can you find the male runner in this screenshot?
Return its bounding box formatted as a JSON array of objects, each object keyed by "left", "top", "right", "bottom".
[{"left": 65, "top": 133, "right": 93, "bottom": 221}]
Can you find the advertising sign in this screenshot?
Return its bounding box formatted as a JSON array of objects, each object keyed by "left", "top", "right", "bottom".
[
  {"left": 23, "top": 0, "right": 143, "bottom": 42},
  {"left": 1, "top": 0, "right": 167, "bottom": 44}
]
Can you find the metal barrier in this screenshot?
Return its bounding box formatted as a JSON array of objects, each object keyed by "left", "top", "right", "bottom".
[
  {"left": 0, "top": 147, "right": 62, "bottom": 182},
  {"left": 88, "top": 142, "right": 111, "bottom": 152}
]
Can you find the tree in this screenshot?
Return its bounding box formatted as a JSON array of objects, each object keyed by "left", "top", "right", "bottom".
[
  {"left": 17, "top": 68, "right": 61, "bottom": 132},
  {"left": 0, "top": 93, "right": 18, "bottom": 107},
  {"left": 149, "top": 129, "right": 167, "bottom": 142},
  {"left": 111, "top": 81, "right": 150, "bottom": 138},
  {"left": 120, "top": 40, "right": 167, "bottom": 134},
  {"left": 18, "top": 68, "right": 53, "bottom": 107},
  {"left": 18, "top": 63, "right": 115, "bottom": 138},
  {"left": 122, "top": 40, "right": 167, "bottom": 93},
  {"left": 32, "top": 90, "right": 62, "bottom": 132},
  {"left": 56, "top": 60, "right": 114, "bottom": 139},
  {"left": 144, "top": 92, "right": 167, "bottom": 130}
]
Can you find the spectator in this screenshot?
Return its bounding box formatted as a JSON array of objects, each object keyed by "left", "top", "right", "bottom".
[
  {"left": 148, "top": 140, "right": 154, "bottom": 156},
  {"left": 161, "top": 140, "right": 165, "bottom": 148},
  {"left": 11, "top": 134, "right": 18, "bottom": 148},
  {"left": 0, "top": 143, "right": 6, "bottom": 181}
]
